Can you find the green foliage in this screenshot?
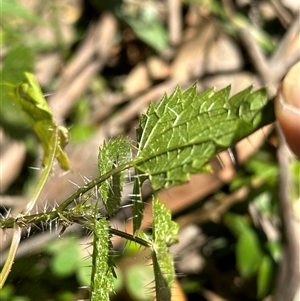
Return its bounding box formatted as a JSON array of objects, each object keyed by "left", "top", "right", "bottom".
[
  {"left": 68, "top": 98, "right": 96, "bottom": 143},
  {"left": 290, "top": 161, "right": 300, "bottom": 220},
  {"left": 0, "top": 284, "right": 15, "bottom": 301},
  {"left": 0, "top": 46, "right": 34, "bottom": 139},
  {"left": 220, "top": 147, "right": 280, "bottom": 299},
  {"left": 2, "top": 0, "right": 43, "bottom": 24},
  {"left": 77, "top": 247, "right": 122, "bottom": 294},
  {"left": 246, "top": 152, "right": 279, "bottom": 184},
  {"left": 90, "top": 218, "right": 115, "bottom": 301},
  {"left": 236, "top": 228, "right": 264, "bottom": 278},
  {"left": 152, "top": 198, "right": 179, "bottom": 248},
  {"left": 1, "top": 46, "right": 34, "bottom": 84},
  {"left": 224, "top": 212, "right": 264, "bottom": 278},
  {"left": 98, "top": 137, "right": 132, "bottom": 215},
  {"left": 257, "top": 255, "right": 274, "bottom": 299},
  {"left": 5, "top": 72, "right": 70, "bottom": 170},
  {"left": 70, "top": 124, "right": 96, "bottom": 143},
  {"left": 77, "top": 255, "right": 93, "bottom": 286},
  {"left": 0, "top": 73, "right": 71, "bottom": 290},
  {"left": 224, "top": 211, "right": 250, "bottom": 237},
  {"left": 151, "top": 198, "right": 179, "bottom": 300},
  {"left": 233, "top": 15, "right": 276, "bottom": 52},
  {"left": 119, "top": 3, "right": 169, "bottom": 52},
  {"left": 123, "top": 16, "right": 168, "bottom": 52},
  {"left": 191, "top": 0, "right": 275, "bottom": 52},
  {"left": 134, "top": 84, "right": 271, "bottom": 190},
  {"left": 47, "top": 237, "right": 79, "bottom": 277},
  {"left": 1, "top": 75, "right": 277, "bottom": 300},
  {"left": 224, "top": 211, "right": 276, "bottom": 298},
  {"left": 125, "top": 265, "right": 154, "bottom": 300}
]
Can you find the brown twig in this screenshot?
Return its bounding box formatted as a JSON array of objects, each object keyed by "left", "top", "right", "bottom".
[
  {"left": 167, "top": 0, "right": 182, "bottom": 46},
  {"left": 49, "top": 12, "right": 118, "bottom": 122},
  {"left": 236, "top": 13, "right": 300, "bottom": 300},
  {"left": 238, "top": 26, "right": 276, "bottom": 94},
  {"left": 269, "top": 15, "right": 300, "bottom": 83},
  {"left": 274, "top": 126, "right": 300, "bottom": 301},
  {"left": 269, "top": 0, "right": 293, "bottom": 27}
]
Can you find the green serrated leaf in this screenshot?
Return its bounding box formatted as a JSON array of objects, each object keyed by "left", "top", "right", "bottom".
[
  {"left": 90, "top": 218, "right": 114, "bottom": 301},
  {"left": 134, "top": 84, "right": 273, "bottom": 190},
  {"left": 98, "top": 137, "right": 132, "bottom": 215},
  {"left": 151, "top": 198, "right": 179, "bottom": 301},
  {"left": 152, "top": 198, "right": 179, "bottom": 247},
  {"left": 5, "top": 73, "right": 70, "bottom": 170}
]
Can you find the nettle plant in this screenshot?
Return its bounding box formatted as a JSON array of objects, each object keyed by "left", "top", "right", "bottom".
[{"left": 0, "top": 73, "right": 275, "bottom": 300}]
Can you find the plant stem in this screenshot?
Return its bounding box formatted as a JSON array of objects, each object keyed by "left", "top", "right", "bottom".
[
  {"left": 110, "top": 228, "right": 151, "bottom": 248},
  {"left": 0, "top": 226, "right": 22, "bottom": 288},
  {"left": 0, "top": 130, "right": 58, "bottom": 288},
  {"left": 0, "top": 162, "right": 135, "bottom": 229},
  {"left": 57, "top": 161, "right": 134, "bottom": 211}
]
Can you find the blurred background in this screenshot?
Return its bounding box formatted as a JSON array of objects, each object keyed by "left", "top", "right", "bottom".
[{"left": 1, "top": 0, "right": 299, "bottom": 300}]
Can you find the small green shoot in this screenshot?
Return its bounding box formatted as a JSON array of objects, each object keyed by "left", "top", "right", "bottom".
[
  {"left": 0, "top": 74, "right": 276, "bottom": 301},
  {"left": 90, "top": 218, "right": 114, "bottom": 301}
]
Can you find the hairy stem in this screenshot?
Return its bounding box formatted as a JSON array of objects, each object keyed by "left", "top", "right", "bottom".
[
  {"left": 110, "top": 228, "right": 151, "bottom": 248},
  {"left": 57, "top": 161, "right": 134, "bottom": 211}
]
